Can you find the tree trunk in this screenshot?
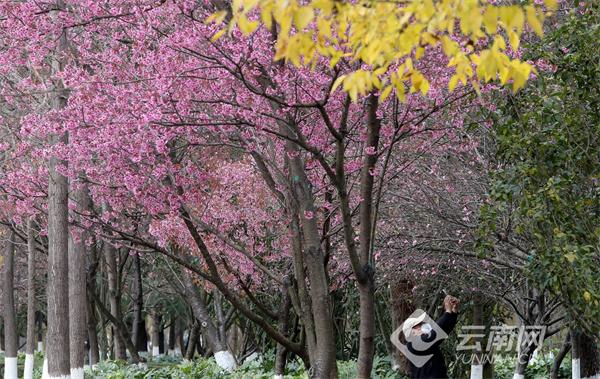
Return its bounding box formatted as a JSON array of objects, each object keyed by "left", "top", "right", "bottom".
[
  {"left": 580, "top": 332, "right": 600, "bottom": 378},
  {"left": 185, "top": 322, "right": 200, "bottom": 360},
  {"left": 25, "top": 220, "right": 37, "bottom": 379},
  {"left": 151, "top": 311, "right": 161, "bottom": 357},
  {"left": 573, "top": 329, "right": 581, "bottom": 379},
  {"left": 69, "top": 182, "right": 90, "bottom": 378},
  {"left": 355, "top": 93, "right": 381, "bottom": 379},
  {"left": 46, "top": 1, "right": 71, "bottom": 377},
  {"left": 181, "top": 271, "right": 236, "bottom": 371},
  {"left": 274, "top": 285, "right": 292, "bottom": 379},
  {"left": 168, "top": 319, "right": 176, "bottom": 355},
  {"left": 287, "top": 145, "right": 337, "bottom": 379},
  {"left": 47, "top": 137, "right": 71, "bottom": 377},
  {"left": 513, "top": 341, "right": 535, "bottom": 379},
  {"left": 86, "top": 295, "right": 100, "bottom": 365},
  {"left": 3, "top": 230, "right": 18, "bottom": 379},
  {"left": 104, "top": 241, "right": 127, "bottom": 359},
  {"left": 131, "top": 252, "right": 148, "bottom": 355},
  {"left": 550, "top": 333, "right": 571, "bottom": 379}
]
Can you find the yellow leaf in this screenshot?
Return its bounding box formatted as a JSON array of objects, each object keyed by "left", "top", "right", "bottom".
[
  {"left": 331, "top": 75, "right": 346, "bottom": 93},
  {"left": 379, "top": 85, "right": 393, "bottom": 102},
  {"left": 294, "top": 7, "right": 314, "bottom": 30},
  {"left": 544, "top": 0, "right": 558, "bottom": 11},
  {"left": 205, "top": 10, "right": 228, "bottom": 25},
  {"left": 483, "top": 6, "right": 498, "bottom": 34},
  {"left": 583, "top": 291, "right": 592, "bottom": 302},
  {"left": 526, "top": 6, "right": 544, "bottom": 37},
  {"left": 415, "top": 47, "right": 425, "bottom": 60},
  {"left": 448, "top": 74, "right": 459, "bottom": 91},
  {"left": 211, "top": 29, "right": 226, "bottom": 42},
  {"left": 238, "top": 14, "right": 259, "bottom": 34},
  {"left": 565, "top": 252, "right": 577, "bottom": 263}
]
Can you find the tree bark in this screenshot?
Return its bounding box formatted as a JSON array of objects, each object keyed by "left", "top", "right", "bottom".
[
  {"left": 550, "top": 333, "right": 570, "bottom": 379},
  {"left": 181, "top": 271, "right": 236, "bottom": 371},
  {"left": 46, "top": 2, "right": 71, "bottom": 376},
  {"left": 185, "top": 322, "right": 200, "bottom": 360},
  {"left": 355, "top": 93, "right": 381, "bottom": 379},
  {"left": 3, "top": 230, "right": 18, "bottom": 379},
  {"left": 104, "top": 241, "right": 127, "bottom": 359},
  {"left": 87, "top": 242, "right": 101, "bottom": 364},
  {"left": 580, "top": 332, "right": 600, "bottom": 378},
  {"left": 131, "top": 252, "right": 148, "bottom": 354},
  {"left": 151, "top": 311, "right": 161, "bottom": 357},
  {"left": 69, "top": 182, "right": 90, "bottom": 378},
  {"left": 25, "top": 220, "right": 37, "bottom": 379}
]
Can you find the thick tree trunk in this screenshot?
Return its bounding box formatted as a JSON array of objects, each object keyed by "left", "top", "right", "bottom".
[
  {"left": 25, "top": 220, "right": 37, "bottom": 379},
  {"left": 104, "top": 241, "right": 127, "bottom": 359},
  {"left": 46, "top": 1, "right": 71, "bottom": 377},
  {"left": 580, "top": 332, "right": 600, "bottom": 378},
  {"left": 3, "top": 230, "right": 18, "bottom": 379},
  {"left": 131, "top": 252, "right": 148, "bottom": 355},
  {"left": 573, "top": 329, "right": 582, "bottom": 379},
  {"left": 47, "top": 141, "right": 71, "bottom": 378},
  {"left": 69, "top": 181, "right": 90, "bottom": 378}
]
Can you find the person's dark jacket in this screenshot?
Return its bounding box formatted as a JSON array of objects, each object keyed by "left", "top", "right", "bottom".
[{"left": 407, "top": 311, "right": 458, "bottom": 379}]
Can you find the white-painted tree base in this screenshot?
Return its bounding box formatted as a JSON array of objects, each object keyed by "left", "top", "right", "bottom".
[
  {"left": 583, "top": 375, "right": 600, "bottom": 379},
  {"left": 152, "top": 346, "right": 160, "bottom": 357},
  {"left": 470, "top": 364, "right": 483, "bottom": 379},
  {"left": 214, "top": 350, "right": 237, "bottom": 372},
  {"left": 573, "top": 358, "right": 581, "bottom": 379},
  {"left": 37, "top": 341, "right": 44, "bottom": 352},
  {"left": 512, "top": 374, "right": 524, "bottom": 379},
  {"left": 71, "top": 366, "right": 84, "bottom": 379},
  {"left": 48, "top": 376, "right": 71, "bottom": 379},
  {"left": 24, "top": 354, "right": 35, "bottom": 379},
  {"left": 42, "top": 359, "right": 49, "bottom": 379},
  {"left": 168, "top": 349, "right": 175, "bottom": 356},
  {"left": 274, "top": 375, "right": 284, "bottom": 379},
  {"left": 4, "top": 357, "right": 18, "bottom": 379}
]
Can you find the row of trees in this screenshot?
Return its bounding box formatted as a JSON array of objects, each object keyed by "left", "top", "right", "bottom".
[{"left": 0, "top": 1, "right": 598, "bottom": 379}]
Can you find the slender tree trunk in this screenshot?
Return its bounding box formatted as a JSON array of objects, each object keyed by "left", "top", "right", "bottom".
[
  {"left": 275, "top": 285, "right": 291, "bottom": 379},
  {"left": 86, "top": 295, "right": 100, "bottom": 365},
  {"left": 24, "top": 220, "right": 37, "bottom": 379},
  {"left": 168, "top": 319, "right": 176, "bottom": 355},
  {"left": 513, "top": 341, "right": 535, "bottom": 379},
  {"left": 104, "top": 241, "right": 127, "bottom": 359},
  {"left": 573, "top": 329, "right": 582, "bottom": 379},
  {"left": 550, "top": 333, "right": 571, "bottom": 379},
  {"left": 151, "top": 311, "right": 161, "bottom": 357},
  {"left": 3, "top": 230, "right": 18, "bottom": 379},
  {"left": 181, "top": 271, "right": 236, "bottom": 370},
  {"left": 355, "top": 93, "right": 381, "bottom": 379},
  {"left": 69, "top": 182, "right": 90, "bottom": 378},
  {"left": 287, "top": 144, "right": 337, "bottom": 379},
  {"left": 131, "top": 252, "right": 148, "bottom": 355},
  {"left": 470, "top": 297, "right": 486, "bottom": 379},
  {"left": 185, "top": 322, "right": 200, "bottom": 360}
]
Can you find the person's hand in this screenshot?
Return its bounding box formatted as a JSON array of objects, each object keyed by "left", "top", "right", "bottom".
[{"left": 443, "top": 295, "right": 460, "bottom": 313}]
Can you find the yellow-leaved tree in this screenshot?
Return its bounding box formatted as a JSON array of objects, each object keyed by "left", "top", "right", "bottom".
[{"left": 210, "top": 0, "right": 556, "bottom": 101}]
